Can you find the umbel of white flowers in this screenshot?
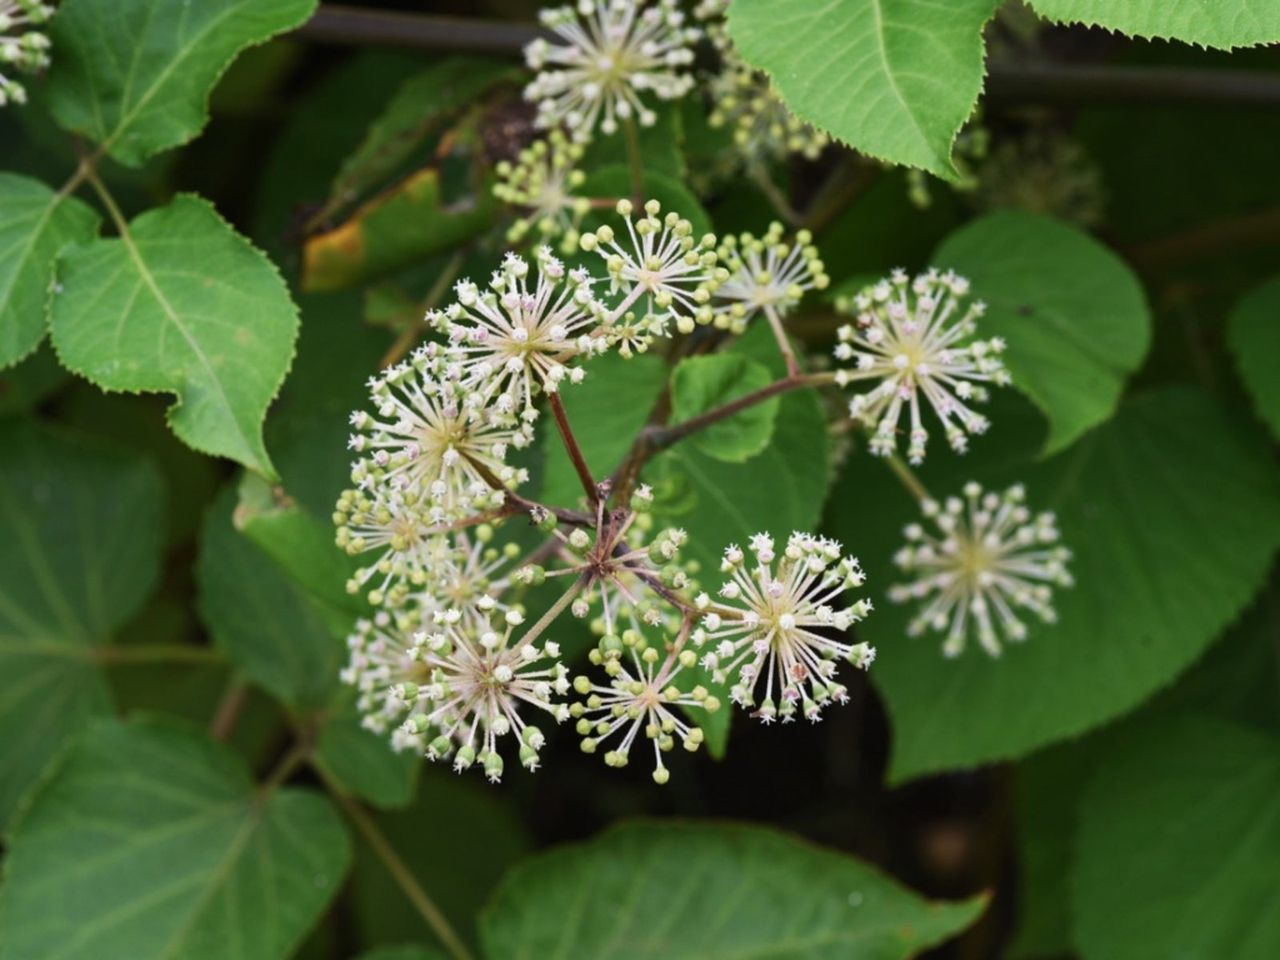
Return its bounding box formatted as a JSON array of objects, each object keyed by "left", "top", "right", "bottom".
[
  {"left": 834, "top": 268, "right": 1011, "bottom": 464},
  {"left": 0, "top": 0, "right": 53, "bottom": 107},
  {"left": 524, "top": 0, "right": 699, "bottom": 141},
  {"left": 332, "top": 194, "right": 1071, "bottom": 785},
  {"left": 890, "top": 482, "right": 1074, "bottom": 657}
]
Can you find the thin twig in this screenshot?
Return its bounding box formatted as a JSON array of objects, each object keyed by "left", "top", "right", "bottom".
[
  {"left": 295, "top": 10, "right": 1280, "bottom": 111},
  {"left": 210, "top": 679, "right": 250, "bottom": 741},
  {"left": 316, "top": 765, "right": 477, "bottom": 960},
  {"left": 622, "top": 116, "right": 646, "bottom": 207},
  {"left": 884, "top": 453, "right": 931, "bottom": 503},
  {"left": 548, "top": 392, "right": 599, "bottom": 502}
]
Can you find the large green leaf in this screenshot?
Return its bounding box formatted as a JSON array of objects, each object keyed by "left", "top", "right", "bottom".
[
  {"left": 669, "top": 353, "right": 779, "bottom": 463},
  {"left": 1227, "top": 277, "right": 1280, "bottom": 442},
  {"left": 933, "top": 211, "right": 1151, "bottom": 454},
  {"left": 480, "top": 821, "right": 985, "bottom": 958},
  {"left": 0, "top": 717, "right": 350, "bottom": 960},
  {"left": 351, "top": 770, "right": 531, "bottom": 952},
  {"left": 1027, "top": 0, "right": 1280, "bottom": 49},
  {"left": 727, "top": 0, "right": 1000, "bottom": 178},
  {"left": 1074, "top": 715, "right": 1280, "bottom": 959},
  {"left": 47, "top": 0, "right": 317, "bottom": 166},
  {"left": 0, "top": 420, "right": 163, "bottom": 827},
  {"left": 50, "top": 194, "right": 299, "bottom": 477},
  {"left": 828, "top": 388, "right": 1280, "bottom": 782},
  {"left": 197, "top": 487, "right": 341, "bottom": 710},
  {"left": 0, "top": 174, "right": 100, "bottom": 368}
]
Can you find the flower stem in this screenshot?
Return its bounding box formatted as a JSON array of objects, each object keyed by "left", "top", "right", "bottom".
[
  {"left": 519, "top": 571, "right": 590, "bottom": 648},
  {"left": 763, "top": 303, "right": 800, "bottom": 378},
  {"left": 548, "top": 391, "right": 598, "bottom": 502},
  {"left": 649, "top": 371, "right": 835, "bottom": 451},
  {"left": 210, "top": 678, "right": 250, "bottom": 741},
  {"left": 315, "top": 765, "right": 476, "bottom": 960},
  {"left": 884, "top": 453, "right": 932, "bottom": 502},
  {"left": 621, "top": 116, "right": 645, "bottom": 207}
]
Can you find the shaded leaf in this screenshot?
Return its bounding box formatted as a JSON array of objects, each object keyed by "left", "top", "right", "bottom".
[
  {"left": 480, "top": 820, "right": 985, "bottom": 959},
  {"left": 0, "top": 717, "right": 350, "bottom": 960},
  {"left": 1227, "top": 276, "right": 1280, "bottom": 441},
  {"left": 933, "top": 211, "right": 1151, "bottom": 454},
  {"left": 333, "top": 58, "right": 517, "bottom": 209},
  {"left": 1027, "top": 0, "right": 1280, "bottom": 49},
  {"left": 50, "top": 194, "right": 299, "bottom": 477},
  {"left": 0, "top": 420, "right": 163, "bottom": 827},
  {"left": 303, "top": 168, "right": 497, "bottom": 292},
  {"left": 670, "top": 353, "right": 779, "bottom": 462},
  {"left": 0, "top": 173, "right": 100, "bottom": 368},
  {"left": 197, "top": 486, "right": 341, "bottom": 710},
  {"left": 312, "top": 692, "right": 420, "bottom": 810},
  {"left": 48, "top": 0, "right": 318, "bottom": 166},
  {"left": 0, "top": 343, "right": 70, "bottom": 415},
  {"left": 829, "top": 388, "right": 1280, "bottom": 782},
  {"left": 728, "top": 0, "right": 1001, "bottom": 178},
  {"left": 1074, "top": 715, "right": 1280, "bottom": 959}
]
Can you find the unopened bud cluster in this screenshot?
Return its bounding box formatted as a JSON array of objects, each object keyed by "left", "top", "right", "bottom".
[{"left": 0, "top": 0, "right": 53, "bottom": 107}]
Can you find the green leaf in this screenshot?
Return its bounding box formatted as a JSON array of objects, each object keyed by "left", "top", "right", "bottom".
[
  {"left": 1227, "top": 277, "right": 1280, "bottom": 442},
  {"left": 50, "top": 194, "right": 299, "bottom": 478},
  {"left": 0, "top": 420, "right": 163, "bottom": 827},
  {"left": 235, "top": 475, "right": 369, "bottom": 638},
  {"left": 727, "top": 0, "right": 1000, "bottom": 178},
  {"left": 933, "top": 211, "right": 1151, "bottom": 454},
  {"left": 333, "top": 57, "right": 517, "bottom": 208},
  {"left": 1074, "top": 715, "right": 1280, "bottom": 960},
  {"left": 197, "top": 486, "right": 342, "bottom": 710},
  {"left": 539, "top": 352, "right": 669, "bottom": 508},
  {"left": 47, "top": 0, "right": 318, "bottom": 166},
  {"left": 0, "top": 717, "right": 350, "bottom": 960},
  {"left": 669, "top": 354, "right": 779, "bottom": 462},
  {"left": 312, "top": 692, "right": 419, "bottom": 810},
  {"left": 480, "top": 820, "right": 985, "bottom": 958},
  {"left": 302, "top": 168, "right": 498, "bottom": 292},
  {"left": 355, "top": 949, "right": 446, "bottom": 960},
  {"left": 1026, "top": 0, "right": 1280, "bottom": 49},
  {"left": 582, "top": 101, "right": 686, "bottom": 179},
  {"left": 351, "top": 769, "right": 530, "bottom": 953},
  {"left": 0, "top": 173, "right": 100, "bottom": 368},
  {"left": 829, "top": 387, "right": 1280, "bottom": 782}
]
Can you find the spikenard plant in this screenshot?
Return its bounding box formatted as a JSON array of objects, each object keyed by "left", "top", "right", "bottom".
[{"left": 1, "top": 1, "right": 1279, "bottom": 959}]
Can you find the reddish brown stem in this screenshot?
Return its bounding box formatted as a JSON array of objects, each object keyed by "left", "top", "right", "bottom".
[{"left": 548, "top": 392, "right": 599, "bottom": 502}]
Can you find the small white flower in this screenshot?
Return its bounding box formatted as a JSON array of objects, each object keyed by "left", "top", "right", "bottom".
[
  {"left": 523, "top": 0, "right": 699, "bottom": 142},
  {"left": 572, "top": 629, "right": 719, "bottom": 784},
  {"left": 694, "top": 531, "right": 874, "bottom": 723},
  {"left": 434, "top": 247, "right": 607, "bottom": 415},
  {"left": 889, "top": 482, "right": 1073, "bottom": 658},
  {"left": 707, "top": 53, "right": 828, "bottom": 166},
  {"left": 833, "top": 268, "right": 1010, "bottom": 464},
  {"left": 493, "top": 129, "right": 592, "bottom": 251},
  {"left": 705, "top": 223, "right": 828, "bottom": 333},
  {"left": 346, "top": 349, "right": 532, "bottom": 519},
  {"left": 581, "top": 199, "right": 720, "bottom": 333},
  {"left": 402, "top": 613, "right": 570, "bottom": 783}
]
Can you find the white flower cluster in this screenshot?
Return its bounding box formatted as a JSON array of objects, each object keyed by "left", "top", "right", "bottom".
[
  {"left": 834, "top": 268, "right": 1011, "bottom": 464},
  {"left": 493, "top": 129, "right": 592, "bottom": 251},
  {"left": 524, "top": 0, "right": 698, "bottom": 141},
  {"left": 890, "top": 482, "right": 1073, "bottom": 657},
  {"left": 694, "top": 532, "right": 875, "bottom": 723},
  {"left": 0, "top": 0, "right": 53, "bottom": 107}
]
